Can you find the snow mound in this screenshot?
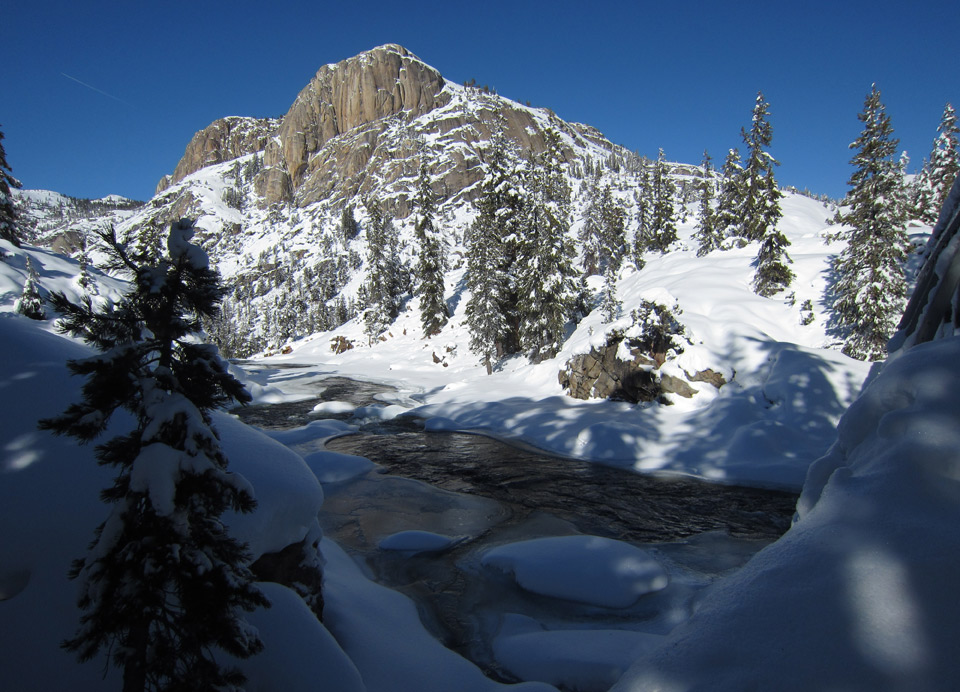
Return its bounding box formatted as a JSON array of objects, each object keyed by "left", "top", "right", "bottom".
[
  {"left": 481, "top": 535, "right": 669, "bottom": 608},
  {"left": 612, "top": 336, "right": 960, "bottom": 692},
  {"left": 312, "top": 400, "right": 356, "bottom": 414},
  {"left": 493, "top": 614, "right": 665, "bottom": 692},
  {"left": 234, "top": 582, "right": 364, "bottom": 692}
]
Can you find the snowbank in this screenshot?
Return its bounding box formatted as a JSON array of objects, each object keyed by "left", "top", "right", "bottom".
[
  {"left": 0, "top": 310, "right": 326, "bottom": 691},
  {"left": 611, "top": 336, "right": 960, "bottom": 691}
]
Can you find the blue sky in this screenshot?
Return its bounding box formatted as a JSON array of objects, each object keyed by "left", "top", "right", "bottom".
[{"left": 5, "top": 0, "right": 958, "bottom": 202}]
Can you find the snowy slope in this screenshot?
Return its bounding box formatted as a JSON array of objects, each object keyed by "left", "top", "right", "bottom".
[{"left": 254, "top": 191, "right": 928, "bottom": 490}]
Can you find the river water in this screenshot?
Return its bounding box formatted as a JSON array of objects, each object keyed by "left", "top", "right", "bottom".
[{"left": 233, "top": 368, "right": 797, "bottom": 683}]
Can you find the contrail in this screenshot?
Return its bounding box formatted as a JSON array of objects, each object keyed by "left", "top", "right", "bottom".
[{"left": 61, "top": 72, "right": 133, "bottom": 107}]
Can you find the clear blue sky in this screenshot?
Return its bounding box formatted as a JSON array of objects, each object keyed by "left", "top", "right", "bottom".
[{"left": 5, "top": 0, "right": 957, "bottom": 202}]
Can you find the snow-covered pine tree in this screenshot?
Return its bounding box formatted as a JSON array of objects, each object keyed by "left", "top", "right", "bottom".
[
  {"left": 751, "top": 172, "right": 795, "bottom": 296},
  {"left": 714, "top": 147, "right": 743, "bottom": 243},
  {"left": 465, "top": 122, "right": 524, "bottom": 371},
  {"left": 831, "top": 84, "right": 910, "bottom": 361},
  {"left": 517, "top": 127, "right": 578, "bottom": 362},
  {"left": 15, "top": 256, "right": 45, "bottom": 319},
  {"left": 734, "top": 92, "right": 792, "bottom": 295},
  {"left": 632, "top": 164, "right": 653, "bottom": 268},
  {"left": 412, "top": 159, "right": 448, "bottom": 337},
  {"left": 77, "top": 237, "right": 99, "bottom": 295},
  {"left": 40, "top": 219, "right": 267, "bottom": 692},
  {"left": 642, "top": 148, "right": 677, "bottom": 253},
  {"left": 581, "top": 179, "right": 627, "bottom": 276},
  {"left": 340, "top": 203, "right": 360, "bottom": 242},
  {"left": 1, "top": 126, "right": 22, "bottom": 249},
  {"left": 364, "top": 201, "right": 408, "bottom": 342},
  {"left": 578, "top": 172, "right": 604, "bottom": 276},
  {"left": 598, "top": 184, "right": 627, "bottom": 272},
  {"left": 913, "top": 103, "right": 959, "bottom": 223},
  {"left": 737, "top": 92, "right": 781, "bottom": 243},
  {"left": 693, "top": 150, "right": 722, "bottom": 256}
]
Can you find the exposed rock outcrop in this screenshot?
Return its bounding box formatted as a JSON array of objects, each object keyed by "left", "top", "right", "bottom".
[
  {"left": 560, "top": 337, "right": 726, "bottom": 404},
  {"left": 158, "top": 116, "right": 278, "bottom": 193}
]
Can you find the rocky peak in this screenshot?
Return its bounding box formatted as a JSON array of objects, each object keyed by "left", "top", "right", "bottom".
[{"left": 257, "top": 44, "right": 448, "bottom": 204}]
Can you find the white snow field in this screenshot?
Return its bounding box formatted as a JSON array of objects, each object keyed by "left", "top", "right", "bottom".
[{"left": 3, "top": 180, "right": 960, "bottom": 692}]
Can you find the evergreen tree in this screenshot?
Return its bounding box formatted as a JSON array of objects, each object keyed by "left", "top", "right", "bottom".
[
  {"left": 912, "top": 103, "right": 959, "bottom": 223},
  {"left": 362, "top": 202, "right": 406, "bottom": 341},
  {"left": 339, "top": 204, "right": 360, "bottom": 242},
  {"left": 693, "top": 150, "right": 722, "bottom": 256},
  {"left": 1, "top": 126, "right": 22, "bottom": 248},
  {"left": 714, "top": 148, "right": 743, "bottom": 242},
  {"left": 640, "top": 149, "right": 677, "bottom": 253},
  {"left": 77, "top": 239, "right": 98, "bottom": 294},
  {"left": 600, "top": 269, "right": 622, "bottom": 323},
  {"left": 578, "top": 173, "right": 604, "bottom": 276},
  {"left": 15, "top": 256, "right": 45, "bottom": 319},
  {"left": 517, "top": 127, "right": 578, "bottom": 362},
  {"left": 412, "top": 159, "right": 448, "bottom": 337},
  {"left": 831, "top": 85, "right": 910, "bottom": 361},
  {"left": 752, "top": 192, "right": 795, "bottom": 296},
  {"left": 580, "top": 179, "right": 626, "bottom": 276},
  {"left": 465, "top": 122, "right": 524, "bottom": 371},
  {"left": 40, "top": 219, "right": 268, "bottom": 692},
  {"left": 632, "top": 164, "right": 653, "bottom": 268},
  {"left": 737, "top": 92, "right": 781, "bottom": 243},
  {"left": 597, "top": 184, "right": 627, "bottom": 273}
]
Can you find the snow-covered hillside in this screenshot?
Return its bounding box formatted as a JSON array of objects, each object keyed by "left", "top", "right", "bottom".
[
  {"left": 13, "top": 188, "right": 142, "bottom": 248},
  {"left": 238, "top": 189, "right": 929, "bottom": 490}
]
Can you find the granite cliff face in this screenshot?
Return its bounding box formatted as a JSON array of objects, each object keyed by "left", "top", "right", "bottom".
[
  {"left": 158, "top": 44, "right": 617, "bottom": 216},
  {"left": 157, "top": 116, "right": 279, "bottom": 194}
]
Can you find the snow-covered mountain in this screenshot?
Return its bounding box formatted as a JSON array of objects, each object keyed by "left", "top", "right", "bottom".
[{"left": 13, "top": 188, "right": 142, "bottom": 251}]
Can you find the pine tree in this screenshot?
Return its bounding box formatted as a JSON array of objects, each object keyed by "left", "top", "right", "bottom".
[
  {"left": 465, "top": 122, "right": 524, "bottom": 371},
  {"left": 77, "top": 236, "right": 99, "bottom": 295},
  {"left": 597, "top": 184, "right": 627, "bottom": 272},
  {"left": 40, "top": 219, "right": 268, "bottom": 692},
  {"left": 517, "top": 127, "right": 578, "bottom": 362},
  {"left": 15, "top": 256, "right": 45, "bottom": 319},
  {"left": 580, "top": 179, "right": 626, "bottom": 276},
  {"left": 714, "top": 148, "right": 743, "bottom": 243},
  {"left": 752, "top": 187, "right": 795, "bottom": 296},
  {"left": 641, "top": 148, "right": 677, "bottom": 253},
  {"left": 578, "top": 172, "right": 604, "bottom": 276},
  {"left": 1, "top": 126, "right": 23, "bottom": 248},
  {"left": 340, "top": 204, "right": 360, "bottom": 242},
  {"left": 912, "top": 103, "right": 959, "bottom": 223},
  {"left": 831, "top": 85, "right": 910, "bottom": 361},
  {"left": 693, "top": 150, "right": 722, "bottom": 256},
  {"left": 737, "top": 92, "right": 781, "bottom": 243},
  {"left": 362, "top": 202, "right": 407, "bottom": 342},
  {"left": 412, "top": 159, "right": 448, "bottom": 337},
  {"left": 632, "top": 164, "right": 653, "bottom": 268}
]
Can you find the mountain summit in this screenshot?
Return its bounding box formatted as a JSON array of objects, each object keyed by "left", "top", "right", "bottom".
[{"left": 156, "top": 44, "right": 629, "bottom": 215}]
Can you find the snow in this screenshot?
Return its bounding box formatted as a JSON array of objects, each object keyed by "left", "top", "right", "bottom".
[
  {"left": 481, "top": 535, "right": 669, "bottom": 608},
  {"left": 319, "top": 539, "right": 558, "bottom": 692},
  {"left": 609, "top": 335, "right": 960, "bottom": 691},
  {"left": 300, "top": 449, "right": 377, "bottom": 484},
  {"left": 492, "top": 614, "right": 665, "bottom": 692},
  {"left": 3, "top": 179, "right": 957, "bottom": 690}
]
